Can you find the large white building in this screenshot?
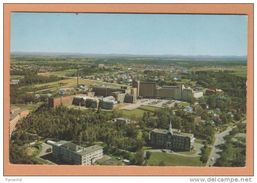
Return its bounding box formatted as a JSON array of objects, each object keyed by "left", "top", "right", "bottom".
[{"left": 48, "top": 140, "right": 103, "bottom": 165}]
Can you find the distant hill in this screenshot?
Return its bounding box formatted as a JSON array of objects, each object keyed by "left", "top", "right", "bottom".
[{"left": 11, "top": 52, "right": 247, "bottom": 63}]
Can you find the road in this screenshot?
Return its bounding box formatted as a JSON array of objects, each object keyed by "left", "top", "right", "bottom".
[{"left": 206, "top": 126, "right": 234, "bottom": 167}]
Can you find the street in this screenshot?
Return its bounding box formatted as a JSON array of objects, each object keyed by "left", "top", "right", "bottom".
[{"left": 206, "top": 126, "right": 234, "bottom": 167}]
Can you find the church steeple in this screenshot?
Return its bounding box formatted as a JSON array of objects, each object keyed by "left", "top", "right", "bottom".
[{"left": 169, "top": 119, "right": 173, "bottom": 135}]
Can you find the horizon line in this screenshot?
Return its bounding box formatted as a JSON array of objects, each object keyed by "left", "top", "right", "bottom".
[{"left": 10, "top": 51, "right": 247, "bottom": 58}]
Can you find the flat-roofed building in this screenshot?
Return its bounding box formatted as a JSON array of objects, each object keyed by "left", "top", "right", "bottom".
[
  {"left": 150, "top": 121, "right": 194, "bottom": 151},
  {"left": 100, "top": 96, "right": 117, "bottom": 109},
  {"left": 48, "top": 140, "right": 103, "bottom": 165},
  {"left": 182, "top": 88, "right": 194, "bottom": 101},
  {"left": 72, "top": 96, "right": 85, "bottom": 106},
  {"left": 111, "top": 91, "right": 125, "bottom": 103},
  {"left": 156, "top": 85, "right": 182, "bottom": 99},
  {"left": 124, "top": 94, "right": 137, "bottom": 103},
  {"left": 132, "top": 80, "right": 140, "bottom": 96},
  {"left": 114, "top": 117, "right": 130, "bottom": 124},
  {"left": 139, "top": 82, "right": 157, "bottom": 98},
  {"left": 92, "top": 86, "right": 128, "bottom": 97},
  {"left": 85, "top": 98, "right": 99, "bottom": 108},
  {"left": 10, "top": 79, "right": 20, "bottom": 85},
  {"left": 193, "top": 91, "right": 204, "bottom": 99}
]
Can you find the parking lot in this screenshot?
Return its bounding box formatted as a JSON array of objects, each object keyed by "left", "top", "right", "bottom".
[{"left": 120, "top": 98, "right": 182, "bottom": 110}]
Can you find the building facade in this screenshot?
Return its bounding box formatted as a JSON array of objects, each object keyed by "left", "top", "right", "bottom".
[
  {"left": 150, "top": 122, "right": 194, "bottom": 151},
  {"left": 92, "top": 86, "right": 129, "bottom": 97},
  {"left": 139, "top": 82, "right": 157, "bottom": 98},
  {"left": 133, "top": 80, "right": 203, "bottom": 102},
  {"left": 48, "top": 140, "right": 103, "bottom": 165},
  {"left": 156, "top": 85, "right": 182, "bottom": 99}
]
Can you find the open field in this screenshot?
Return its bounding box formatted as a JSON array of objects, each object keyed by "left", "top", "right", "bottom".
[
  {"left": 138, "top": 105, "right": 159, "bottom": 112},
  {"left": 21, "top": 77, "right": 126, "bottom": 94},
  {"left": 13, "top": 102, "right": 43, "bottom": 111},
  {"left": 190, "top": 65, "right": 247, "bottom": 78},
  {"left": 121, "top": 105, "right": 158, "bottom": 119},
  {"left": 231, "top": 69, "right": 247, "bottom": 78},
  {"left": 38, "top": 69, "right": 77, "bottom": 77},
  {"left": 121, "top": 108, "right": 147, "bottom": 119},
  {"left": 147, "top": 152, "right": 203, "bottom": 166},
  {"left": 177, "top": 102, "right": 190, "bottom": 108}
]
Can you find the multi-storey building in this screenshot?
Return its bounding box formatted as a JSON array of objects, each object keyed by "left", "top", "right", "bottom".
[
  {"left": 48, "top": 140, "right": 103, "bottom": 165},
  {"left": 150, "top": 122, "right": 195, "bottom": 151},
  {"left": 156, "top": 85, "right": 182, "bottom": 99},
  {"left": 92, "top": 86, "right": 129, "bottom": 97},
  {"left": 139, "top": 82, "right": 157, "bottom": 98},
  {"left": 133, "top": 80, "right": 203, "bottom": 102}
]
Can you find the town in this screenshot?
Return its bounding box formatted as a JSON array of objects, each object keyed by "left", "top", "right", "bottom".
[{"left": 10, "top": 54, "right": 246, "bottom": 166}]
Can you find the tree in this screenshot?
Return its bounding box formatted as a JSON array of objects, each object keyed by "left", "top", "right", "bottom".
[
  {"left": 134, "top": 149, "right": 144, "bottom": 165},
  {"left": 145, "top": 151, "right": 151, "bottom": 160}
]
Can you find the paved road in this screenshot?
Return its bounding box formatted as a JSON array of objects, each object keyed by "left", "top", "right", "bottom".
[{"left": 206, "top": 126, "right": 234, "bottom": 167}]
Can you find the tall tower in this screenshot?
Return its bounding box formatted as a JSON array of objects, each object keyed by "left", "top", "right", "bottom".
[{"left": 169, "top": 120, "right": 173, "bottom": 135}]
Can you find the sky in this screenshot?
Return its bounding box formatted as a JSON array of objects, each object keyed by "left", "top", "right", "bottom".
[{"left": 11, "top": 13, "right": 247, "bottom": 56}]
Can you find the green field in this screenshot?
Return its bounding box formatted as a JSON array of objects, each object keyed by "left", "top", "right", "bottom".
[
  {"left": 13, "top": 102, "right": 43, "bottom": 111},
  {"left": 231, "top": 69, "right": 247, "bottom": 78},
  {"left": 121, "top": 109, "right": 146, "bottom": 120},
  {"left": 138, "top": 105, "right": 159, "bottom": 112},
  {"left": 96, "top": 156, "right": 123, "bottom": 165},
  {"left": 121, "top": 105, "right": 158, "bottom": 120},
  {"left": 190, "top": 65, "right": 247, "bottom": 78},
  {"left": 147, "top": 152, "right": 203, "bottom": 166},
  {"left": 22, "top": 77, "right": 126, "bottom": 94},
  {"left": 177, "top": 102, "right": 190, "bottom": 108},
  {"left": 38, "top": 69, "right": 77, "bottom": 77}
]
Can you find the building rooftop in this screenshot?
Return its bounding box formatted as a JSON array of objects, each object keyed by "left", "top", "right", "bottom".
[
  {"left": 77, "top": 145, "right": 103, "bottom": 156},
  {"left": 51, "top": 140, "right": 103, "bottom": 156},
  {"left": 151, "top": 128, "right": 193, "bottom": 138}
]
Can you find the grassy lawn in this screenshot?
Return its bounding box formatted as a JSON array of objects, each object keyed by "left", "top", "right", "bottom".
[
  {"left": 142, "top": 146, "right": 153, "bottom": 150},
  {"left": 175, "top": 149, "right": 197, "bottom": 155},
  {"left": 195, "top": 139, "right": 206, "bottom": 144},
  {"left": 121, "top": 105, "right": 158, "bottom": 120},
  {"left": 147, "top": 152, "right": 203, "bottom": 166},
  {"left": 121, "top": 109, "right": 146, "bottom": 119},
  {"left": 13, "top": 102, "right": 43, "bottom": 111},
  {"left": 96, "top": 155, "right": 123, "bottom": 165},
  {"left": 33, "top": 78, "right": 126, "bottom": 93},
  {"left": 138, "top": 105, "right": 159, "bottom": 112},
  {"left": 38, "top": 69, "right": 77, "bottom": 77},
  {"left": 177, "top": 102, "right": 190, "bottom": 108},
  {"left": 25, "top": 146, "right": 40, "bottom": 157}
]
